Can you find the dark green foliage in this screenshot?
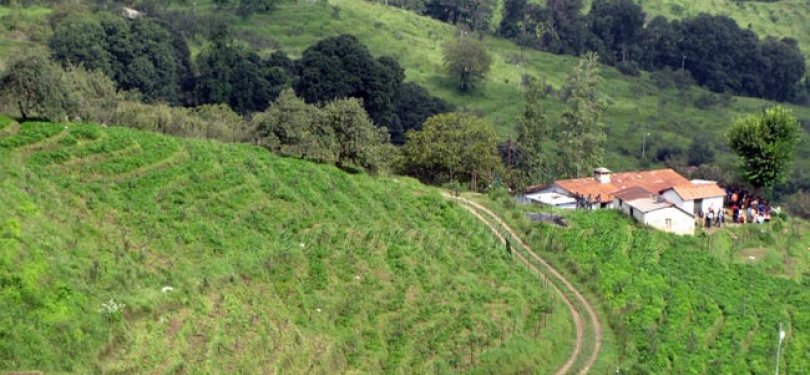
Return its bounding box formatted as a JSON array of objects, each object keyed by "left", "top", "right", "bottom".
[
  {"left": 759, "top": 37, "right": 806, "bottom": 102},
  {"left": 588, "top": 0, "right": 646, "bottom": 64},
  {"left": 295, "top": 34, "right": 401, "bottom": 126},
  {"left": 423, "top": 0, "right": 494, "bottom": 32},
  {"left": 687, "top": 136, "right": 714, "bottom": 166},
  {"left": 194, "top": 40, "right": 291, "bottom": 114},
  {"left": 390, "top": 83, "right": 452, "bottom": 145},
  {"left": 49, "top": 15, "right": 191, "bottom": 105}
]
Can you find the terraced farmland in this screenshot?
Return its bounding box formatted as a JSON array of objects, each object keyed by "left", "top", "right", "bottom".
[
  {"left": 481, "top": 200, "right": 810, "bottom": 374},
  {"left": 0, "top": 120, "right": 578, "bottom": 373}
]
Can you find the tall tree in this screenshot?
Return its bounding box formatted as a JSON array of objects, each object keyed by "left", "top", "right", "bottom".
[
  {"left": 514, "top": 76, "right": 551, "bottom": 187},
  {"left": 442, "top": 32, "right": 492, "bottom": 92},
  {"left": 322, "top": 98, "right": 390, "bottom": 172},
  {"left": 403, "top": 112, "right": 502, "bottom": 184},
  {"left": 424, "top": 0, "right": 495, "bottom": 32},
  {"left": 587, "top": 0, "right": 645, "bottom": 64},
  {"left": 295, "top": 35, "right": 402, "bottom": 127},
  {"left": 555, "top": 52, "right": 608, "bottom": 178},
  {"left": 759, "top": 37, "right": 806, "bottom": 102},
  {"left": 391, "top": 83, "right": 452, "bottom": 145},
  {"left": 727, "top": 106, "right": 800, "bottom": 191},
  {"left": 0, "top": 54, "right": 70, "bottom": 121}
]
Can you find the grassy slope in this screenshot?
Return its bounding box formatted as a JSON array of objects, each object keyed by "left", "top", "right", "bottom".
[
  {"left": 0, "top": 118, "right": 577, "bottom": 373},
  {"left": 478, "top": 194, "right": 810, "bottom": 373},
  {"left": 231, "top": 0, "right": 810, "bottom": 172},
  {"left": 633, "top": 0, "right": 810, "bottom": 66}
]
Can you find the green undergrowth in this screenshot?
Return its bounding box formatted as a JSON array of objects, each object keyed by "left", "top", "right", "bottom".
[
  {"left": 0, "top": 121, "right": 577, "bottom": 373},
  {"left": 478, "top": 194, "right": 810, "bottom": 373}
]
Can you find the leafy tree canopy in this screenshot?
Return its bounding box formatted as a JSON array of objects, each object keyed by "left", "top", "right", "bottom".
[
  {"left": 727, "top": 106, "right": 801, "bottom": 190},
  {"left": 403, "top": 112, "right": 502, "bottom": 184}
]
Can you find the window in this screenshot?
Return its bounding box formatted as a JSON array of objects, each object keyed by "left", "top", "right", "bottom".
[{"left": 665, "top": 218, "right": 672, "bottom": 229}]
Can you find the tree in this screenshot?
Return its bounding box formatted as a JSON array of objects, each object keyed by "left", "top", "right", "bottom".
[
  {"left": 61, "top": 65, "right": 120, "bottom": 124},
  {"left": 251, "top": 89, "right": 337, "bottom": 163},
  {"left": 390, "top": 83, "right": 452, "bottom": 145},
  {"left": 49, "top": 15, "right": 191, "bottom": 105},
  {"left": 0, "top": 54, "right": 69, "bottom": 121},
  {"left": 442, "top": 32, "right": 492, "bottom": 92},
  {"left": 727, "top": 106, "right": 800, "bottom": 190},
  {"left": 49, "top": 17, "right": 112, "bottom": 75},
  {"left": 587, "top": 0, "right": 645, "bottom": 64},
  {"left": 514, "top": 76, "right": 552, "bottom": 187},
  {"left": 759, "top": 37, "right": 806, "bottom": 102},
  {"left": 194, "top": 40, "right": 290, "bottom": 114},
  {"left": 687, "top": 136, "right": 714, "bottom": 166},
  {"left": 403, "top": 112, "right": 502, "bottom": 184},
  {"left": 424, "top": 0, "right": 495, "bottom": 32},
  {"left": 555, "top": 52, "right": 608, "bottom": 178},
  {"left": 322, "top": 98, "right": 390, "bottom": 172},
  {"left": 295, "top": 35, "right": 402, "bottom": 127}
]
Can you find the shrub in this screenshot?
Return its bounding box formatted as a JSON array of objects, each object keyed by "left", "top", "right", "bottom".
[{"left": 616, "top": 61, "right": 640, "bottom": 77}]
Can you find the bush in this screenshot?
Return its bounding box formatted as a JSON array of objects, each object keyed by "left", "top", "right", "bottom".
[
  {"left": 616, "top": 61, "right": 640, "bottom": 77},
  {"left": 786, "top": 191, "right": 810, "bottom": 219}
]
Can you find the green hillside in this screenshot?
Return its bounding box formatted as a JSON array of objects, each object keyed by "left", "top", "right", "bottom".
[
  {"left": 0, "top": 117, "right": 576, "bottom": 373},
  {"left": 478, "top": 195, "right": 810, "bottom": 373},
  {"left": 220, "top": 0, "right": 810, "bottom": 171},
  {"left": 1, "top": 0, "right": 809, "bottom": 175}
]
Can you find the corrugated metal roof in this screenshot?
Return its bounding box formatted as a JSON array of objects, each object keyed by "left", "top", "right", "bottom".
[{"left": 665, "top": 184, "right": 726, "bottom": 200}]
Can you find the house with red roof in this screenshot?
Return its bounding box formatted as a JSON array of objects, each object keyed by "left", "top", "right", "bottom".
[{"left": 523, "top": 167, "right": 724, "bottom": 235}]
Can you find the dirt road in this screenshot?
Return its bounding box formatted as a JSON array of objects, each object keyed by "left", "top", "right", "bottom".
[{"left": 444, "top": 193, "right": 602, "bottom": 375}]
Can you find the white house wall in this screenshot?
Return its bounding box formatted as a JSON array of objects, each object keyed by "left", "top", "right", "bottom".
[
  {"left": 701, "top": 197, "right": 724, "bottom": 214},
  {"left": 662, "top": 190, "right": 695, "bottom": 214},
  {"left": 642, "top": 208, "right": 694, "bottom": 235}
]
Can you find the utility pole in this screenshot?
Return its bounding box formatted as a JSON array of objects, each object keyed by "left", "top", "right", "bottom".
[
  {"left": 642, "top": 132, "right": 650, "bottom": 160},
  {"left": 681, "top": 54, "right": 687, "bottom": 71}
]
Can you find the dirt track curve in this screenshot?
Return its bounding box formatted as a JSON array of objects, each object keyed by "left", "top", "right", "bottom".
[{"left": 444, "top": 193, "right": 602, "bottom": 375}]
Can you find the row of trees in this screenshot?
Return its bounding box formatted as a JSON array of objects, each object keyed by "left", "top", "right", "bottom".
[
  {"left": 496, "top": 0, "right": 806, "bottom": 102},
  {"left": 387, "top": 0, "right": 806, "bottom": 103},
  {"left": 47, "top": 11, "right": 450, "bottom": 143}
]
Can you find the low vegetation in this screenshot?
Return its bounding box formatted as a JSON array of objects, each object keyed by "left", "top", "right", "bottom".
[
  {"left": 479, "top": 195, "right": 810, "bottom": 373},
  {"left": 0, "top": 119, "right": 576, "bottom": 373}
]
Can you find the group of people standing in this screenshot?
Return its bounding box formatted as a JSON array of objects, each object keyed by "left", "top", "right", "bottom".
[{"left": 703, "top": 186, "right": 772, "bottom": 228}]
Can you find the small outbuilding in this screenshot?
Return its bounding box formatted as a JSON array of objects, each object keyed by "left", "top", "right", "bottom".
[
  {"left": 617, "top": 194, "right": 695, "bottom": 235},
  {"left": 660, "top": 183, "right": 725, "bottom": 216}
]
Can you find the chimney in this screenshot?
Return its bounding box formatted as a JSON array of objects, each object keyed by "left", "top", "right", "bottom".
[{"left": 594, "top": 167, "right": 611, "bottom": 184}]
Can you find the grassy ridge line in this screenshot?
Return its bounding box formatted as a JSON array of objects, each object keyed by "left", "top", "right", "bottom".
[
  {"left": 234, "top": 0, "right": 810, "bottom": 172},
  {"left": 0, "top": 121, "right": 576, "bottom": 373}
]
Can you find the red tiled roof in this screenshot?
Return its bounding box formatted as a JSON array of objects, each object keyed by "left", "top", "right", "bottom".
[
  {"left": 554, "top": 168, "right": 690, "bottom": 203},
  {"left": 664, "top": 183, "right": 726, "bottom": 200}
]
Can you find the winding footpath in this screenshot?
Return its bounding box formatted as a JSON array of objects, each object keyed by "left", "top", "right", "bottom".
[{"left": 443, "top": 193, "right": 602, "bottom": 375}]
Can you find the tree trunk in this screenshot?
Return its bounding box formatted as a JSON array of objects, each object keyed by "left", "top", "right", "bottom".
[{"left": 18, "top": 101, "right": 27, "bottom": 120}]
